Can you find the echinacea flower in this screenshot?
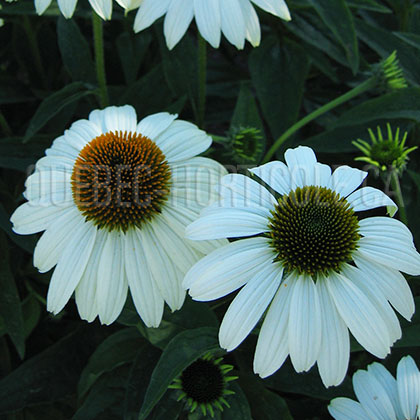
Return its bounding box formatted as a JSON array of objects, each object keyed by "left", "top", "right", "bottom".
[
  {"left": 35, "top": 0, "right": 113, "bottom": 20},
  {"left": 169, "top": 352, "right": 237, "bottom": 417},
  {"left": 11, "top": 105, "right": 226, "bottom": 327},
  {"left": 329, "top": 355, "right": 420, "bottom": 420},
  {"left": 184, "top": 146, "right": 420, "bottom": 387},
  {"left": 133, "top": 0, "right": 291, "bottom": 50}
]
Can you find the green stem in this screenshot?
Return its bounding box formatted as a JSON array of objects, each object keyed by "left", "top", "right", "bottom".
[
  {"left": 390, "top": 170, "right": 408, "bottom": 225},
  {"left": 197, "top": 34, "right": 207, "bottom": 128},
  {"left": 21, "top": 16, "right": 48, "bottom": 89},
  {"left": 92, "top": 11, "right": 109, "bottom": 108},
  {"left": 0, "top": 111, "right": 12, "bottom": 136},
  {"left": 262, "top": 76, "right": 378, "bottom": 163}
]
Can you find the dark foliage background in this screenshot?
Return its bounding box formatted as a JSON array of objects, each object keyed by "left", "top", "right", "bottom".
[{"left": 0, "top": 0, "right": 420, "bottom": 418}]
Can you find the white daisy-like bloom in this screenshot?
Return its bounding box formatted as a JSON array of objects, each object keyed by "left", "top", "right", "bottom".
[
  {"left": 11, "top": 105, "right": 227, "bottom": 327},
  {"left": 115, "top": 0, "right": 142, "bottom": 12},
  {"left": 35, "top": 0, "right": 113, "bottom": 20},
  {"left": 184, "top": 145, "right": 420, "bottom": 388},
  {"left": 133, "top": 0, "right": 291, "bottom": 50},
  {"left": 329, "top": 355, "right": 420, "bottom": 420}
]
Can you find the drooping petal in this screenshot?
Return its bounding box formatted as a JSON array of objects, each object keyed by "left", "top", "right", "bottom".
[
  {"left": 35, "top": 0, "right": 52, "bottom": 15},
  {"left": 288, "top": 273, "right": 322, "bottom": 372},
  {"left": 397, "top": 356, "right": 420, "bottom": 420},
  {"left": 124, "top": 229, "right": 164, "bottom": 327},
  {"left": 163, "top": 0, "right": 194, "bottom": 50},
  {"left": 96, "top": 231, "right": 128, "bottom": 325},
  {"left": 89, "top": 0, "right": 112, "bottom": 19},
  {"left": 133, "top": 0, "right": 171, "bottom": 32},
  {"left": 346, "top": 186, "right": 397, "bottom": 216},
  {"left": 220, "top": 0, "right": 246, "bottom": 50},
  {"left": 251, "top": 0, "right": 291, "bottom": 20},
  {"left": 238, "top": 0, "right": 260, "bottom": 47},
  {"left": 328, "top": 398, "right": 371, "bottom": 420},
  {"left": 326, "top": 271, "right": 391, "bottom": 358},
  {"left": 254, "top": 273, "right": 297, "bottom": 378},
  {"left": 353, "top": 252, "right": 415, "bottom": 321},
  {"left": 47, "top": 221, "right": 97, "bottom": 314},
  {"left": 193, "top": 0, "right": 221, "bottom": 48},
  {"left": 57, "top": 0, "right": 77, "bottom": 18},
  {"left": 185, "top": 237, "right": 275, "bottom": 300},
  {"left": 219, "top": 262, "right": 282, "bottom": 351},
  {"left": 316, "top": 277, "right": 350, "bottom": 387},
  {"left": 328, "top": 166, "right": 367, "bottom": 198}
]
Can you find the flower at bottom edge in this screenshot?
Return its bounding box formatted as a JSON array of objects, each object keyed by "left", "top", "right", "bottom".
[
  {"left": 10, "top": 104, "right": 227, "bottom": 327},
  {"left": 184, "top": 145, "right": 420, "bottom": 387}
]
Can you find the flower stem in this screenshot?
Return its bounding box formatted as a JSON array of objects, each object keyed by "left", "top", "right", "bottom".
[
  {"left": 262, "top": 76, "right": 378, "bottom": 163},
  {"left": 197, "top": 34, "right": 207, "bottom": 128},
  {"left": 390, "top": 170, "right": 408, "bottom": 225},
  {"left": 92, "top": 11, "right": 109, "bottom": 108}
]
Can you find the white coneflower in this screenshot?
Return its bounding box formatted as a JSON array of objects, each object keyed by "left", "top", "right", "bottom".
[
  {"left": 329, "top": 355, "right": 420, "bottom": 420},
  {"left": 11, "top": 105, "right": 226, "bottom": 327},
  {"left": 133, "top": 0, "right": 291, "bottom": 50},
  {"left": 184, "top": 145, "right": 420, "bottom": 387}
]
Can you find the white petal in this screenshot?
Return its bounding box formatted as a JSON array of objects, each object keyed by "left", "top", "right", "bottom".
[
  {"left": 163, "top": 0, "right": 194, "bottom": 49},
  {"left": 35, "top": 0, "right": 52, "bottom": 14},
  {"left": 288, "top": 273, "right": 322, "bottom": 372},
  {"left": 219, "top": 263, "right": 282, "bottom": 351},
  {"left": 47, "top": 135, "right": 79, "bottom": 160},
  {"left": 346, "top": 187, "right": 397, "bottom": 216},
  {"left": 397, "top": 356, "right": 420, "bottom": 420},
  {"left": 368, "top": 363, "right": 405, "bottom": 420},
  {"left": 194, "top": 0, "right": 221, "bottom": 48},
  {"left": 35, "top": 155, "right": 75, "bottom": 173},
  {"left": 284, "top": 146, "right": 317, "bottom": 188},
  {"left": 341, "top": 264, "right": 401, "bottom": 346},
  {"left": 353, "top": 252, "right": 415, "bottom": 321},
  {"left": 359, "top": 216, "right": 414, "bottom": 245},
  {"left": 133, "top": 0, "right": 170, "bottom": 32},
  {"left": 220, "top": 0, "right": 246, "bottom": 49},
  {"left": 96, "top": 231, "right": 128, "bottom": 325},
  {"left": 328, "top": 166, "right": 367, "bottom": 198},
  {"left": 328, "top": 398, "right": 371, "bottom": 420},
  {"left": 89, "top": 105, "right": 137, "bottom": 134},
  {"left": 33, "top": 207, "right": 82, "bottom": 273},
  {"left": 249, "top": 161, "right": 292, "bottom": 196},
  {"left": 185, "top": 237, "right": 275, "bottom": 300},
  {"left": 186, "top": 207, "right": 270, "bottom": 240},
  {"left": 251, "top": 0, "right": 291, "bottom": 20},
  {"left": 238, "top": 0, "right": 260, "bottom": 47},
  {"left": 139, "top": 224, "right": 185, "bottom": 311},
  {"left": 316, "top": 277, "right": 350, "bottom": 387},
  {"left": 154, "top": 120, "right": 211, "bottom": 162},
  {"left": 358, "top": 236, "right": 420, "bottom": 276},
  {"left": 11, "top": 202, "right": 72, "bottom": 235},
  {"left": 47, "top": 221, "right": 97, "bottom": 314},
  {"left": 57, "top": 0, "right": 77, "bottom": 18},
  {"left": 326, "top": 271, "right": 391, "bottom": 358},
  {"left": 254, "top": 273, "right": 297, "bottom": 378},
  {"left": 66, "top": 119, "right": 101, "bottom": 151},
  {"left": 124, "top": 229, "right": 164, "bottom": 327},
  {"left": 353, "top": 370, "right": 397, "bottom": 420},
  {"left": 75, "top": 229, "right": 108, "bottom": 323},
  {"left": 89, "top": 0, "right": 112, "bottom": 19},
  {"left": 136, "top": 112, "right": 178, "bottom": 141}
]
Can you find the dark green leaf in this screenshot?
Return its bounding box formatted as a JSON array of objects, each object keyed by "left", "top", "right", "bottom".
[
  {"left": 57, "top": 17, "right": 95, "bottom": 83},
  {"left": 347, "top": 0, "right": 391, "bottom": 13},
  {"left": 309, "top": 0, "right": 359, "bottom": 74},
  {"left": 0, "top": 232, "right": 25, "bottom": 358},
  {"left": 249, "top": 38, "right": 310, "bottom": 139},
  {"left": 138, "top": 327, "right": 219, "bottom": 420},
  {"left": 78, "top": 327, "right": 145, "bottom": 398},
  {"left": 219, "top": 382, "right": 252, "bottom": 420},
  {"left": 24, "top": 82, "right": 94, "bottom": 142},
  {"left": 22, "top": 294, "right": 41, "bottom": 339}
]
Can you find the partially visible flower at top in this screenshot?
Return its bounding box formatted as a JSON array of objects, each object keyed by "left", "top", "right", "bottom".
[
  {"left": 353, "top": 123, "right": 417, "bottom": 175},
  {"left": 329, "top": 355, "right": 420, "bottom": 420},
  {"left": 133, "top": 0, "right": 291, "bottom": 50},
  {"left": 35, "top": 0, "right": 113, "bottom": 20},
  {"left": 169, "top": 352, "right": 237, "bottom": 417},
  {"left": 373, "top": 50, "right": 407, "bottom": 92},
  {"left": 10, "top": 105, "right": 226, "bottom": 327},
  {"left": 115, "top": 0, "right": 142, "bottom": 13},
  {"left": 184, "top": 146, "right": 420, "bottom": 388}
]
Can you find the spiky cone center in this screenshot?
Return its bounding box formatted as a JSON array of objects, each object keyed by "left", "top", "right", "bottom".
[
  {"left": 268, "top": 186, "right": 360, "bottom": 277},
  {"left": 71, "top": 131, "right": 171, "bottom": 232}
]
